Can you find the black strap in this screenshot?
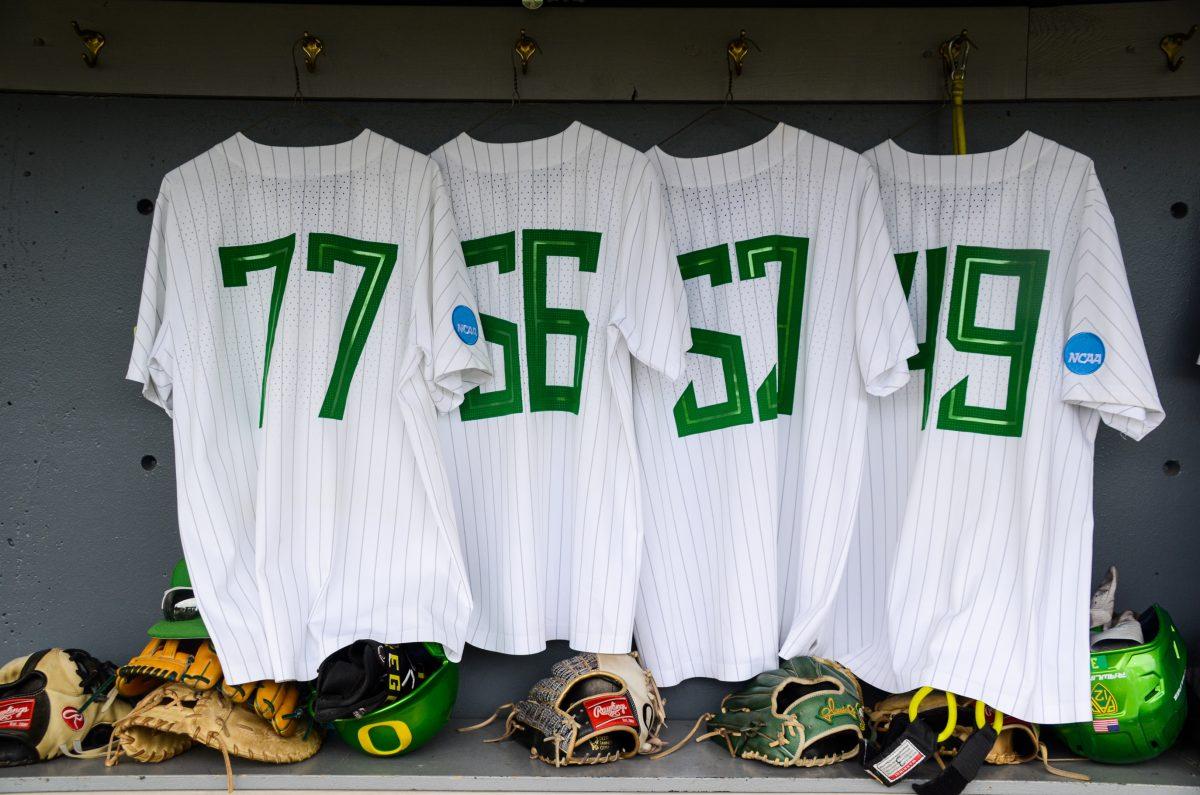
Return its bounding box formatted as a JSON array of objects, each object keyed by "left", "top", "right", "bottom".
[
  {"left": 912, "top": 726, "right": 997, "bottom": 795},
  {"left": 864, "top": 714, "right": 939, "bottom": 787},
  {"left": 382, "top": 643, "right": 439, "bottom": 699}
]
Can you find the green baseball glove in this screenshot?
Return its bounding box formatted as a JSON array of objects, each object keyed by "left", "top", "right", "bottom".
[{"left": 701, "top": 656, "right": 866, "bottom": 767}]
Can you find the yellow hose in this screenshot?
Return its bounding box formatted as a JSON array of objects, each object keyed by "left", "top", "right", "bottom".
[{"left": 949, "top": 76, "right": 966, "bottom": 155}]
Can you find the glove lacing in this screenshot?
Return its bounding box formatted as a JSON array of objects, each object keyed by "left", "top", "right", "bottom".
[{"left": 105, "top": 687, "right": 237, "bottom": 793}]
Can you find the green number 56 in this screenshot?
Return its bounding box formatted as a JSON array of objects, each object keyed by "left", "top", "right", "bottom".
[{"left": 457, "top": 228, "right": 601, "bottom": 422}]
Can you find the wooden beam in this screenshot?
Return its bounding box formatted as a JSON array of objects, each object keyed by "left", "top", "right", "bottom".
[
  {"left": 2, "top": 1, "right": 1025, "bottom": 101},
  {"left": 1028, "top": 0, "right": 1200, "bottom": 99},
  {"left": 1, "top": 1, "right": 1196, "bottom": 101}
]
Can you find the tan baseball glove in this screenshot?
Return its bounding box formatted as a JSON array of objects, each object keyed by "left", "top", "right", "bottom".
[
  {"left": 464, "top": 652, "right": 666, "bottom": 766},
  {"left": 0, "top": 648, "right": 131, "bottom": 765},
  {"left": 116, "top": 638, "right": 223, "bottom": 697},
  {"left": 107, "top": 682, "right": 321, "bottom": 791},
  {"left": 117, "top": 639, "right": 307, "bottom": 737}
]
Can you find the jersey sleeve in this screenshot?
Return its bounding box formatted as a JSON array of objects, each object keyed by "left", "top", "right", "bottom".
[
  {"left": 126, "top": 187, "right": 176, "bottom": 416},
  {"left": 1060, "top": 164, "right": 1164, "bottom": 440},
  {"left": 853, "top": 165, "right": 917, "bottom": 396},
  {"left": 408, "top": 167, "right": 493, "bottom": 413},
  {"left": 611, "top": 163, "right": 692, "bottom": 381}
]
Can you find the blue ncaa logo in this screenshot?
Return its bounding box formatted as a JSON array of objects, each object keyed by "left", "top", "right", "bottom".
[
  {"left": 452, "top": 305, "right": 480, "bottom": 345},
  {"left": 1063, "top": 332, "right": 1105, "bottom": 375}
]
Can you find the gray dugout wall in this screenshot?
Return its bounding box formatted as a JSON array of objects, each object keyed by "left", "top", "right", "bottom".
[{"left": 1, "top": 93, "right": 1197, "bottom": 718}]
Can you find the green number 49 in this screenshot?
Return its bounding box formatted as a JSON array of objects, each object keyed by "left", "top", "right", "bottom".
[{"left": 899, "top": 244, "right": 1049, "bottom": 438}]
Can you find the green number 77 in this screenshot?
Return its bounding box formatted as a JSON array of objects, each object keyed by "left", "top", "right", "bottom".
[{"left": 219, "top": 232, "right": 398, "bottom": 425}]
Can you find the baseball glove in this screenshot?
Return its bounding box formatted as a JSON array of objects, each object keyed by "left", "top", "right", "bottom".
[
  {"left": 870, "top": 691, "right": 1049, "bottom": 766},
  {"left": 464, "top": 652, "right": 666, "bottom": 766},
  {"left": 220, "top": 680, "right": 307, "bottom": 737},
  {"left": 0, "top": 648, "right": 131, "bottom": 766},
  {"left": 107, "top": 682, "right": 321, "bottom": 792},
  {"left": 117, "top": 638, "right": 222, "bottom": 697},
  {"left": 117, "top": 639, "right": 308, "bottom": 737},
  {"left": 984, "top": 712, "right": 1042, "bottom": 765},
  {"left": 865, "top": 689, "right": 1087, "bottom": 791},
  {"left": 664, "top": 656, "right": 865, "bottom": 768}
]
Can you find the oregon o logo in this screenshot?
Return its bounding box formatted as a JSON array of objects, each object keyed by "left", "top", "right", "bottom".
[
  {"left": 452, "top": 305, "right": 480, "bottom": 345},
  {"left": 1063, "top": 332, "right": 1105, "bottom": 375},
  {"left": 357, "top": 719, "right": 413, "bottom": 756}
]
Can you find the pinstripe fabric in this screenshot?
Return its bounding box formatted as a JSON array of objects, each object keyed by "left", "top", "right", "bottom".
[
  {"left": 430, "top": 122, "right": 691, "bottom": 655},
  {"left": 632, "top": 124, "right": 918, "bottom": 686},
  {"left": 126, "top": 130, "right": 492, "bottom": 684},
  {"left": 829, "top": 132, "right": 1164, "bottom": 723}
]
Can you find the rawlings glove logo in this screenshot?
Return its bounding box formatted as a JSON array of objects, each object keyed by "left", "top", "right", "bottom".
[
  {"left": 582, "top": 694, "right": 638, "bottom": 731},
  {"left": 0, "top": 698, "right": 35, "bottom": 730},
  {"left": 61, "top": 706, "right": 86, "bottom": 730}
]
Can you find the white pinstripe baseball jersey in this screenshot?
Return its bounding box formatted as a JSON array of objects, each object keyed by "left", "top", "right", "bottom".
[
  {"left": 829, "top": 132, "right": 1164, "bottom": 723},
  {"left": 631, "top": 123, "right": 918, "bottom": 686},
  {"left": 127, "top": 130, "right": 492, "bottom": 684},
  {"left": 430, "top": 122, "right": 691, "bottom": 655}
]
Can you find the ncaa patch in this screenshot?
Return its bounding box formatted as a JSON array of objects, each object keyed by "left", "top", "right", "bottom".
[
  {"left": 452, "top": 305, "right": 480, "bottom": 345},
  {"left": 1064, "top": 332, "right": 1105, "bottom": 375}
]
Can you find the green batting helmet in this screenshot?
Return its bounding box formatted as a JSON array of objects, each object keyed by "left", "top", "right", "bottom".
[
  {"left": 331, "top": 643, "right": 459, "bottom": 757},
  {"left": 148, "top": 559, "right": 209, "bottom": 640},
  {"left": 1054, "top": 604, "right": 1187, "bottom": 764}
]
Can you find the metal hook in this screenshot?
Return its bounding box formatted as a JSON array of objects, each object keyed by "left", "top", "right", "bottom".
[
  {"left": 727, "top": 29, "right": 760, "bottom": 78},
  {"left": 939, "top": 29, "right": 978, "bottom": 156},
  {"left": 1161, "top": 25, "right": 1198, "bottom": 71},
  {"left": 298, "top": 32, "right": 323, "bottom": 74},
  {"left": 71, "top": 21, "right": 105, "bottom": 68},
  {"left": 939, "top": 29, "right": 978, "bottom": 86},
  {"left": 515, "top": 29, "right": 540, "bottom": 75}
]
